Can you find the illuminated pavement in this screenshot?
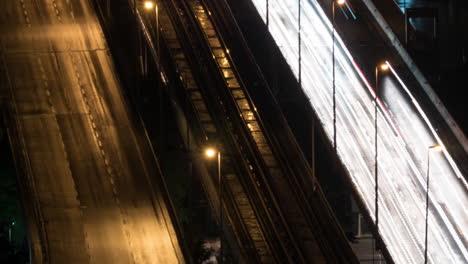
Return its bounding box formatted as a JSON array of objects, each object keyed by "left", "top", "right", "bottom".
[
  {"left": 250, "top": 0, "right": 467, "bottom": 263},
  {"left": 0, "top": 0, "right": 183, "bottom": 263}
]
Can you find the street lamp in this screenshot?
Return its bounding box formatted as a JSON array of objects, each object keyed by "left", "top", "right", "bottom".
[
  {"left": 374, "top": 62, "right": 389, "bottom": 225},
  {"left": 373, "top": 62, "right": 388, "bottom": 258},
  {"left": 144, "top": 1, "right": 164, "bottom": 146},
  {"left": 424, "top": 144, "right": 443, "bottom": 264},
  {"left": 205, "top": 147, "right": 223, "bottom": 263},
  {"left": 205, "top": 148, "right": 216, "bottom": 158},
  {"left": 144, "top": 1, "right": 154, "bottom": 9},
  {"left": 332, "top": 0, "right": 345, "bottom": 152},
  {"left": 144, "top": 1, "right": 160, "bottom": 70},
  {"left": 144, "top": 1, "right": 159, "bottom": 59}
]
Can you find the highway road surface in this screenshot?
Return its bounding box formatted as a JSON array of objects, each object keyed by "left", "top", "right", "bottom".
[
  {"left": 250, "top": 0, "right": 468, "bottom": 263},
  {"left": 0, "top": 0, "right": 184, "bottom": 263}
]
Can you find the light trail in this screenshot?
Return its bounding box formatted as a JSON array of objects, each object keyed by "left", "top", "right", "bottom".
[{"left": 250, "top": 0, "right": 467, "bottom": 263}]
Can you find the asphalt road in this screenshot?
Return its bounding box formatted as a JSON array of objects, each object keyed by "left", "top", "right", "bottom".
[
  {"left": 249, "top": 0, "right": 467, "bottom": 263},
  {"left": 1, "top": 0, "right": 184, "bottom": 263}
]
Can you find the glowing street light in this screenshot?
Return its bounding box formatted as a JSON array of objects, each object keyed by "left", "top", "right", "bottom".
[
  {"left": 144, "top": 1, "right": 154, "bottom": 9},
  {"left": 429, "top": 144, "right": 443, "bottom": 152},
  {"left": 205, "top": 148, "right": 217, "bottom": 158},
  {"left": 424, "top": 144, "right": 443, "bottom": 264},
  {"left": 380, "top": 63, "right": 389, "bottom": 71},
  {"left": 332, "top": 0, "right": 346, "bottom": 153},
  {"left": 373, "top": 61, "right": 389, "bottom": 257}
]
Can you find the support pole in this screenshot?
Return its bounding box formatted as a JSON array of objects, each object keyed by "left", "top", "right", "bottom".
[
  {"left": 218, "top": 151, "right": 223, "bottom": 263},
  {"left": 299, "top": 0, "right": 301, "bottom": 87},
  {"left": 155, "top": 4, "right": 164, "bottom": 149},
  {"left": 312, "top": 117, "right": 316, "bottom": 191},
  {"left": 424, "top": 148, "right": 431, "bottom": 264},
  {"left": 374, "top": 66, "right": 379, "bottom": 263},
  {"left": 375, "top": 67, "right": 379, "bottom": 233},
  {"left": 332, "top": 0, "right": 337, "bottom": 152}
]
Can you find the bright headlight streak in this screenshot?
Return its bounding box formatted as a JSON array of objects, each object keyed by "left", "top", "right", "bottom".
[
  {"left": 377, "top": 143, "right": 431, "bottom": 256},
  {"left": 385, "top": 68, "right": 468, "bottom": 260},
  {"left": 381, "top": 107, "right": 461, "bottom": 262},
  {"left": 387, "top": 62, "right": 467, "bottom": 188},
  {"left": 332, "top": 62, "right": 427, "bottom": 263},
  {"left": 320, "top": 7, "right": 414, "bottom": 260},
  {"left": 383, "top": 67, "right": 468, "bottom": 259},
  {"left": 251, "top": 0, "right": 467, "bottom": 262},
  {"left": 394, "top": 97, "right": 466, "bottom": 212},
  {"left": 325, "top": 27, "right": 406, "bottom": 142},
  {"left": 379, "top": 127, "right": 457, "bottom": 261}
]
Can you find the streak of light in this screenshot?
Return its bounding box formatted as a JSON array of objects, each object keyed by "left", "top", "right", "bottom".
[
  {"left": 249, "top": 0, "right": 468, "bottom": 263},
  {"left": 386, "top": 61, "right": 467, "bottom": 188}
]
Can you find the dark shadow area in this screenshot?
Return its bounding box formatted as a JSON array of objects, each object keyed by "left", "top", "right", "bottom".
[{"left": 0, "top": 119, "right": 29, "bottom": 263}]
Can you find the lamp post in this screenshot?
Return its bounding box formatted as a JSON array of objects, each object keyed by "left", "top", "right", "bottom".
[
  {"left": 374, "top": 62, "right": 388, "bottom": 258},
  {"left": 424, "top": 144, "right": 442, "bottom": 264},
  {"left": 145, "top": 1, "right": 164, "bottom": 146},
  {"left": 205, "top": 147, "right": 223, "bottom": 263},
  {"left": 144, "top": 1, "right": 159, "bottom": 66},
  {"left": 332, "top": 0, "right": 345, "bottom": 152}
]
